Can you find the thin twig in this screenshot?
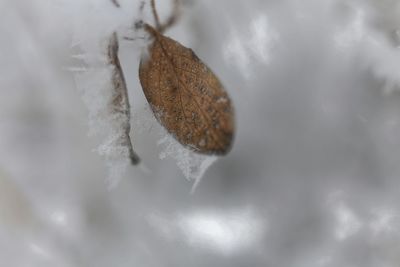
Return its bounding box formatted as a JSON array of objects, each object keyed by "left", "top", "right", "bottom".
[
  {"left": 139, "top": 0, "right": 146, "bottom": 12},
  {"left": 123, "top": 36, "right": 145, "bottom": 41},
  {"left": 150, "top": 0, "right": 161, "bottom": 30},
  {"left": 159, "top": 0, "right": 181, "bottom": 33},
  {"left": 110, "top": 0, "right": 120, "bottom": 7}
]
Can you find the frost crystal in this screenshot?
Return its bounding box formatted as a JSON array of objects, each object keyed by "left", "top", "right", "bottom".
[
  {"left": 158, "top": 134, "right": 217, "bottom": 193},
  {"left": 73, "top": 34, "right": 133, "bottom": 188},
  {"left": 134, "top": 106, "right": 217, "bottom": 192}
]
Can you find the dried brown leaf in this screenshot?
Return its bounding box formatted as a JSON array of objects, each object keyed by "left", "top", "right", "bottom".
[
  {"left": 108, "top": 32, "right": 140, "bottom": 164},
  {"left": 139, "top": 24, "right": 235, "bottom": 155}
]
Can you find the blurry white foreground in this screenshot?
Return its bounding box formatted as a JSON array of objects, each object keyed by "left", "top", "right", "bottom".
[{"left": 1, "top": 0, "right": 400, "bottom": 266}]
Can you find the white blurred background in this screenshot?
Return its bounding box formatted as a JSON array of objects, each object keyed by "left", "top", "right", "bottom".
[{"left": 1, "top": 0, "right": 400, "bottom": 266}]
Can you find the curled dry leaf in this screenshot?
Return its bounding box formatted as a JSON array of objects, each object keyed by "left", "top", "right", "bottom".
[
  {"left": 139, "top": 24, "right": 235, "bottom": 155},
  {"left": 108, "top": 32, "right": 140, "bottom": 164}
]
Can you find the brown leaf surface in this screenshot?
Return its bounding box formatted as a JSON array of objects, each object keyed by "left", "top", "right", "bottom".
[{"left": 139, "top": 25, "right": 235, "bottom": 155}]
